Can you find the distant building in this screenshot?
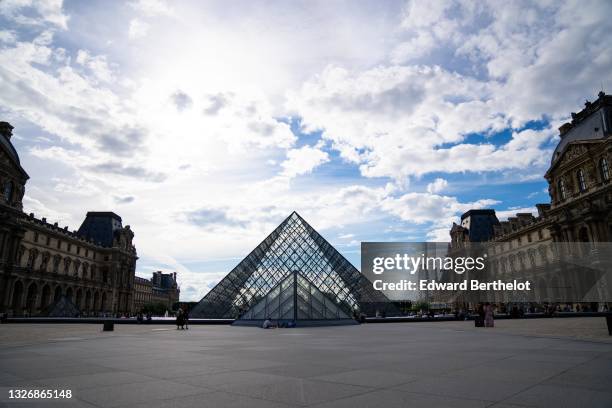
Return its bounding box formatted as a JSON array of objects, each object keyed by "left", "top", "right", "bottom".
[
  {"left": 133, "top": 276, "right": 152, "bottom": 312},
  {"left": 0, "top": 122, "right": 138, "bottom": 316},
  {"left": 450, "top": 209, "right": 499, "bottom": 246},
  {"left": 133, "top": 271, "right": 179, "bottom": 312}
]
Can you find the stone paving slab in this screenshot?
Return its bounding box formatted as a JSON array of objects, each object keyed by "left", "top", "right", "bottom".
[{"left": 0, "top": 318, "right": 610, "bottom": 407}]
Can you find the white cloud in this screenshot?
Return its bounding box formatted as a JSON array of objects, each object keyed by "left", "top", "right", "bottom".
[
  {"left": 426, "top": 178, "right": 448, "bottom": 194},
  {"left": 129, "top": 0, "right": 174, "bottom": 17},
  {"left": 381, "top": 192, "right": 498, "bottom": 225},
  {"left": 75, "top": 49, "right": 114, "bottom": 82},
  {"left": 390, "top": 31, "right": 436, "bottom": 63},
  {"left": 288, "top": 65, "right": 555, "bottom": 181},
  {"left": 280, "top": 145, "right": 329, "bottom": 178},
  {"left": 0, "top": 0, "right": 69, "bottom": 29},
  {"left": 128, "top": 18, "right": 149, "bottom": 39},
  {"left": 495, "top": 207, "right": 537, "bottom": 221},
  {"left": 0, "top": 30, "right": 17, "bottom": 43}
]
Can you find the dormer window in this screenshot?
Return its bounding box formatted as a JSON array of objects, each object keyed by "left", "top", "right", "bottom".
[
  {"left": 3, "top": 181, "right": 13, "bottom": 203},
  {"left": 558, "top": 179, "right": 567, "bottom": 200},
  {"left": 577, "top": 169, "right": 586, "bottom": 192},
  {"left": 600, "top": 157, "right": 610, "bottom": 181}
]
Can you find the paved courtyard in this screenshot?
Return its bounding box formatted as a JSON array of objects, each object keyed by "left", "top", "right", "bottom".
[{"left": 1, "top": 318, "right": 611, "bottom": 408}]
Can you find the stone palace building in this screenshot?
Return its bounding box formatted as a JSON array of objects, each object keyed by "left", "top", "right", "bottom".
[
  {"left": 133, "top": 271, "right": 180, "bottom": 313},
  {"left": 0, "top": 122, "right": 138, "bottom": 317},
  {"left": 449, "top": 91, "right": 612, "bottom": 308}
]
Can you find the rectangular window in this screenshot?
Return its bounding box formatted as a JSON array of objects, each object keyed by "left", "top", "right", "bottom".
[
  {"left": 46, "top": 236, "right": 51, "bottom": 245},
  {"left": 57, "top": 239, "right": 61, "bottom": 249}
]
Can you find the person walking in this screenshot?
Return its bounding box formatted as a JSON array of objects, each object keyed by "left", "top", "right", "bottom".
[
  {"left": 475, "top": 303, "right": 485, "bottom": 327},
  {"left": 484, "top": 303, "right": 495, "bottom": 327},
  {"left": 176, "top": 308, "right": 184, "bottom": 330}
]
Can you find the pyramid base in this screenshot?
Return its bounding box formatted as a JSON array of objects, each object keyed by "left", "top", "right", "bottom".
[{"left": 232, "top": 319, "right": 359, "bottom": 327}]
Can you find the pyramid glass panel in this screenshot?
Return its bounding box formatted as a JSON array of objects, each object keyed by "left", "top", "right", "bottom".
[
  {"left": 191, "top": 212, "right": 397, "bottom": 319},
  {"left": 234, "top": 271, "right": 354, "bottom": 326}
]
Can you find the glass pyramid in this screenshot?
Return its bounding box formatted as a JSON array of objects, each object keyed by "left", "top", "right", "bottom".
[
  {"left": 191, "top": 212, "right": 396, "bottom": 319},
  {"left": 235, "top": 270, "right": 354, "bottom": 325},
  {"left": 41, "top": 295, "right": 80, "bottom": 317}
]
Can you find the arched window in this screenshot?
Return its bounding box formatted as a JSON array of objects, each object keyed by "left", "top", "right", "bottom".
[
  {"left": 528, "top": 249, "right": 537, "bottom": 268},
  {"left": 577, "top": 169, "right": 586, "bottom": 192},
  {"left": 600, "top": 157, "right": 610, "bottom": 181},
  {"left": 538, "top": 246, "right": 548, "bottom": 264},
  {"left": 3, "top": 181, "right": 13, "bottom": 203},
  {"left": 52, "top": 255, "right": 61, "bottom": 273},
  {"left": 558, "top": 179, "right": 567, "bottom": 200}
]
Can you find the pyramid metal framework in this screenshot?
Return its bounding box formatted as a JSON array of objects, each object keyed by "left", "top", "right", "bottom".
[
  {"left": 235, "top": 270, "right": 355, "bottom": 325},
  {"left": 191, "top": 212, "right": 396, "bottom": 319}
]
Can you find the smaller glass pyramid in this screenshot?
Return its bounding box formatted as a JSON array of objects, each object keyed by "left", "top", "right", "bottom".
[
  {"left": 234, "top": 270, "right": 357, "bottom": 326},
  {"left": 42, "top": 295, "right": 80, "bottom": 317}
]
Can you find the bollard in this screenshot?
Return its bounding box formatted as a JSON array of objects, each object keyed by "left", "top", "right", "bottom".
[
  {"left": 606, "top": 314, "right": 612, "bottom": 336},
  {"left": 103, "top": 321, "right": 114, "bottom": 331}
]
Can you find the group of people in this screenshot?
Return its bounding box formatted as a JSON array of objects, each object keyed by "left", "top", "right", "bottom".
[
  {"left": 262, "top": 317, "right": 295, "bottom": 328},
  {"left": 176, "top": 308, "right": 189, "bottom": 330},
  {"left": 476, "top": 303, "right": 495, "bottom": 327}
]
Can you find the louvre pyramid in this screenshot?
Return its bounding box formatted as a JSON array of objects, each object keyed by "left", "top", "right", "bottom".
[
  {"left": 191, "top": 211, "right": 396, "bottom": 319},
  {"left": 41, "top": 295, "right": 80, "bottom": 317},
  {"left": 233, "top": 270, "right": 357, "bottom": 326}
]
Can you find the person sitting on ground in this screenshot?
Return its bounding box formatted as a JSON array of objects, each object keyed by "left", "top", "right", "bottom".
[{"left": 262, "top": 317, "right": 275, "bottom": 329}]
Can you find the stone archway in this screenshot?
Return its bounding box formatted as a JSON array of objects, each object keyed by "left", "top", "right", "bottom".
[
  {"left": 53, "top": 285, "right": 62, "bottom": 303},
  {"left": 26, "top": 282, "right": 38, "bottom": 314},
  {"left": 93, "top": 291, "right": 100, "bottom": 313},
  {"left": 66, "top": 287, "right": 73, "bottom": 302},
  {"left": 537, "top": 277, "right": 548, "bottom": 304},
  {"left": 578, "top": 226, "right": 591, "bottom": 256},
  {"left": 101, "top": 292, "right": 108, "bottom": 312},
  {"left": 75, "top": 289, "right": 82, "bottom": 310},
  {"left": 85, "top": 290, "right": 92, "bottom": 313},
  {"left": 40, "top": 284, "right": 52, "bottom": 310},
  {"left": 11, "top": 280, "right": 24, "bottom": 313},
  {"left": 578, "top": 226, "right": 589, "bottom": 242}
]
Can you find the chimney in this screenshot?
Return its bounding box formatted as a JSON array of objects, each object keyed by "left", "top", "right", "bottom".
[{"left": 0, "top": 122, "right": 14, "bottom": 140}]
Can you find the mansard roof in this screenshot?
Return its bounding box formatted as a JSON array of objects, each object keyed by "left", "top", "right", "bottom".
[
  {"left": 77, "top": 212, "right": 124, "bottom": 248},
  {"left": 551, "top": 91, "right": 612, "bottom": 166}
]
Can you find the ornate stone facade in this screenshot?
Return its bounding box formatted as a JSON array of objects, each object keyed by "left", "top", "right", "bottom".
[
  {"left": 449, "top": 92, "right": 612, "bottom": 308},
  {"left": 0, "top": 122, "right": 138, "bottom": 316}
]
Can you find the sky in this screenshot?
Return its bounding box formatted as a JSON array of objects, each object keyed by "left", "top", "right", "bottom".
[{"left": 1, "top": 0, "right": 611, "bottom": 301}]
